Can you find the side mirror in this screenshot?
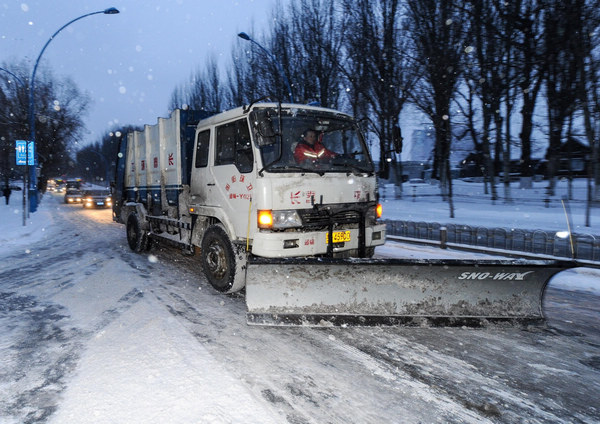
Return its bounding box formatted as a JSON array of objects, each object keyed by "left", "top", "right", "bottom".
[
  {"left": 251, "top": 110, "right": 277, "bottom": 147},
  {"left": 392, "top": 125, "right": 403, "bottom": 154}
]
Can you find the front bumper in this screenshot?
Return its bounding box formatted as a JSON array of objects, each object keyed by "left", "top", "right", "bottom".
[
  {"left": 251, "top": 223, "right": 386, "bottom": 257},
  {"left": 84, "top": 200, "right": 112, "bottom": 208}
]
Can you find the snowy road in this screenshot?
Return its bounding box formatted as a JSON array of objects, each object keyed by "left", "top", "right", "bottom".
[{"left": 1, "top": 194, "right": 599, "bottom": 423}]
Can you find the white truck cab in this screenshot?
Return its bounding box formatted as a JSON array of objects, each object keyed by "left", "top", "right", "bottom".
[{"left": 189, "top": 104, "right": 385, "bottom": 258}]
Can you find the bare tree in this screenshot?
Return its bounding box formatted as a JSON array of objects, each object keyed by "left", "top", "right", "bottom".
[
  {"left": 226, "top": 38, "right": 263, "bottom": 107},
  {"left": 542, "top": 0, "right": 588, "bottom": 196},
  {"left": 0, "top": 60, "right": 90, "bottom": 191},
  {"left": 339, "top": 1, "right": 376, "bottom": 141},
  {"left": 510, "top": 0, "right": 546, "bottom": 190},
  {"left": 342, "top": 0, "right": 416, "bottom": 188},
  {"left": 405, "top": 0, "right": 468, "bottom": 217},
  {"left": 578, "top": 0, "right": 600, "bottom": 224},
  {"left": 169, "top": 55, "right": 222, "bottom": 113},
  {"left": 263, "top": 3, "right": 296, "bottom": 103},
  {"left": 76, "top": 124, "right": 138, "bottom": 186},
  {"left": 463, "top": 0, "right": 514, "bottom": 202},
  {"left": 287, "top": 0, "right": 345, "bottom": 108}
]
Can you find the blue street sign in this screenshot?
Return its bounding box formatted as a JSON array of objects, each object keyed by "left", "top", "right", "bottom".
[{"left": 16, "top": 140, "right": 35, "bottom": 165}]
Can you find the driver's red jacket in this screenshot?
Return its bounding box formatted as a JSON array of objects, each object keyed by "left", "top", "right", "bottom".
[{"left": 294, "top": 141, "right": 336, "bottom": 163}]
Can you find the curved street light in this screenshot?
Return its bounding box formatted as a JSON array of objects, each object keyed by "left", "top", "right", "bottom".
[
  {"left": 237, "top": 32, "right": 295, "bottom": 103},
  {"left": 25, "top": 7, "right": 119, "bottom": 222}
]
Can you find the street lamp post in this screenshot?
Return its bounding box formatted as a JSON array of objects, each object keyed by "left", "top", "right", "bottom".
[
  {"left": 237, "top": 32, "right": 295, "bottom": 103},
  {"left": 26, "top": 7, "right": 119, "bottom": 223}
]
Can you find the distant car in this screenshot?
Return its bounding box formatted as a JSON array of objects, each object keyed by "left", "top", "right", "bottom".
[
  {"left": 82, "top": 189, "right": 112, "bottom": 209},
  {"left": 64, "top": 188, "right": 83, "bottom": 204},
  {"left": 66, "top": 179, "right": 82, "bottom": 190}
]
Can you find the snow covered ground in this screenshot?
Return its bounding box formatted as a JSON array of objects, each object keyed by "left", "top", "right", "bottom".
[
  {"left": 1, "top": 186, "right": 599, "bottom": 423},
  {"left": 381, "top": 178, "right": 600, "bottom": 236}
]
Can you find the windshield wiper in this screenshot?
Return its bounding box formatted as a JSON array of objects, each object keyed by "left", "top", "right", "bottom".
[
  {"left": 267, "top": 164, "right": 327, "bottom": 176},
  {"left": 330, "top": 157, "right": 373, "bottom": 175}
]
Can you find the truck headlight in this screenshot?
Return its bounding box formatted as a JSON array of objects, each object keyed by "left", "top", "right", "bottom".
[
  {"left": 272, "top": 210, "right": 302, "bottom": 228},
  {"left": 258, "top": 209, "right": 302, "bottom": 229}
]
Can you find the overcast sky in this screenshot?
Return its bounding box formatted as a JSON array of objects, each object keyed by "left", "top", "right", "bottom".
[{"left": 1, "top": 0, "right": 276, "bottom": 147}]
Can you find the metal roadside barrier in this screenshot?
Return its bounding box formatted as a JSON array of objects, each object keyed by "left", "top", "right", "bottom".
[{"left": 384, "top": 219, "right": 600, "bottom": 263}]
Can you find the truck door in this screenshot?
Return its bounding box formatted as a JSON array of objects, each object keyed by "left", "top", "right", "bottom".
[
  {"left": 192, "top": 118, "right": 254, "bottom": 237},
  {"left": 192, "top": 128, "right": 212, "bottom": 203}
]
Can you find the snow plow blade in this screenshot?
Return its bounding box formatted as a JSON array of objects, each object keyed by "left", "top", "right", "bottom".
[{"left": 245, "top": 257, "right": 574, "bottom": 326}]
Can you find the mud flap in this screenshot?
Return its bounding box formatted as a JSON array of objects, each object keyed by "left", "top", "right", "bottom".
[{"left": 245, "top": 257, "right": 574, "bottom": 326}]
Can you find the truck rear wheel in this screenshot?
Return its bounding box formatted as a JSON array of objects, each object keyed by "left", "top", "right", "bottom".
[
  {"left": 200, "top": 224, "right": 246, "bottom": 294},
  {"left": 126, "top": 213, "right": 150, "bottom": 252}
]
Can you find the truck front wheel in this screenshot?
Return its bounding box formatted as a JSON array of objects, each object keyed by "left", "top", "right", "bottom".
[{"left": 200, "top": 224, "right": 246, "bottom": 294}]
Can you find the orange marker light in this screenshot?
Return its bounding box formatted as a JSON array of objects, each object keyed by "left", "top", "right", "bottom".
[
  {"left": 376, "top": 203, "right": 382, "bottom": 218},
  {"left": 257, "top": 210, "right": 273, "bottom": 228}
]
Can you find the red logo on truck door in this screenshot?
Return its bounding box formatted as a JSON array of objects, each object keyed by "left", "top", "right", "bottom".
[
  {"left": 168, "top": 153, "right": 174, "bottom": 166},
  {"left": 225, "top": 174, "right": 252, "bottom": 200}
]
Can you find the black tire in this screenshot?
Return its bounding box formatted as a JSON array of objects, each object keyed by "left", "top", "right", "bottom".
[
  {"left": 126, "top": 213, "right": 149, "bottom": 253},
  {"left": 200, "top": 225, "right": 246, "bottom": 293}
]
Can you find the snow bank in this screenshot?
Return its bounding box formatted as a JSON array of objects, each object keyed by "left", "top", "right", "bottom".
[{"left": 0, "top": 194, "right": 58, "bottom": 249}]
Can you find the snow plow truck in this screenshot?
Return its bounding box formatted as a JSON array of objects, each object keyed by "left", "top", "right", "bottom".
[{"left": 113, "top": 103, "right": 572, "bottom": 326}]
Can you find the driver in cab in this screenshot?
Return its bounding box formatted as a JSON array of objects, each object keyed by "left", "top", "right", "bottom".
[{"left": 294, "top": 129, "right": 337, "bottom": 164}]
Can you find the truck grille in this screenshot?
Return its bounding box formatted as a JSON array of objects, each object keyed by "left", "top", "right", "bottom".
[{"left": 298, "top": 209, "right": 361, "bottom": 227}]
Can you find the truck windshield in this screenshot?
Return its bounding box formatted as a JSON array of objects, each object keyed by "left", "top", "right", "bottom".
[{"left": 251, "top": 107, "right": 374, "bottom": 175}]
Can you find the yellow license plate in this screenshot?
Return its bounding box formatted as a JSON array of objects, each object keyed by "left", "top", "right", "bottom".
[{"left": 326, "top": 231, "right": 351, "bottom": 244}]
